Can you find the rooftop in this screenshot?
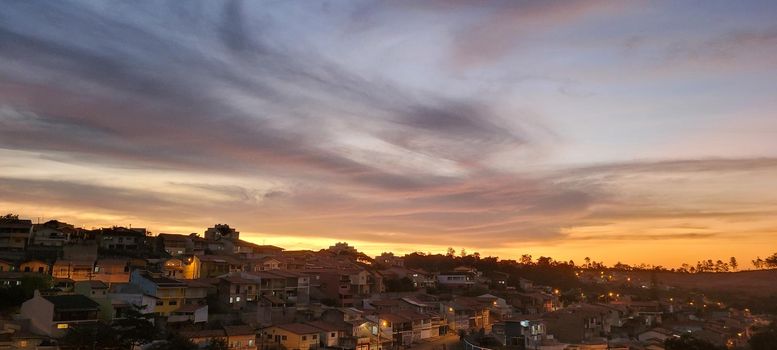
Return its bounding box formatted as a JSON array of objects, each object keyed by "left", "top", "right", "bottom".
[
  {"left": 43, "top": 294, "right": 100, "bottom": 311},
  {"left": 274, "top": 323, "right": 321, "bottom": 335}
]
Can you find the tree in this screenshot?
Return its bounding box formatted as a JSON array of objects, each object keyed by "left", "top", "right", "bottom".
[
  {"left": 520, "top": 254, "right": 532, "bottom": 265},
  {"left": 729, "top": 257, "right": 738, "bottom": 271},
  {"left": 460, "top": 248, "right": 467, "bottom": 257},
  {"left": 113, "top": 305, "right": 156, "bottom": 349},
  {"left": 0, "top": 213, "right": 20, "bottom": 222},
  {"left": 750, "top": 322, "right": 777, "bottom": 350},
  {"left": 665, "top": 334, "right": 724, "bottom": 350},
  {"left": 472, "top": 252, "right": 480, "bottom": 260},
  {"left": 765, "top": 253, "right": 777, "bottom": 268},
  {"left": 446, "top": 247, "right": 456, "bottom": 257},
  {"left": 753, "top": 257, "right": 765, "bottom": 269},
  {"left": 59, "top": 322, "right": 121, "bottom": 350},
  {"left": 584, "top": 257, "right": 591, "bottom": 268},
  {"left": 385, "top": 277, "right": 416, "bottom": 292}
]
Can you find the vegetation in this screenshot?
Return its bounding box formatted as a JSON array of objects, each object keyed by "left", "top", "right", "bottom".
[
  {"left": 0, "top": 274, "right": 52, "bottom": 312},
  {"left": 384, "top": 277, "right": 416, "bottom": 292},
  {"left": 59, "top": 306, "right": 156, "bottom": 350},
  {"left": 404, "top": 250, "right": 580, "bottom": 290},
  {"left": 0, "top": 213, "right": 20, "bottom": 221},
  {"left": 665, "top": 334, "right": 725, "bottom": 350}
]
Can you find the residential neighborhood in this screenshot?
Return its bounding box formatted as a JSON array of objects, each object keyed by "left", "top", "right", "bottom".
[{"left": 0, "top": 216, "right": 772, "bottom": 350}]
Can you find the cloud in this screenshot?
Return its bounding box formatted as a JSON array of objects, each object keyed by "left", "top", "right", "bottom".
[{"left": 1, "top": 1, "right": 777, "bottom": 264}]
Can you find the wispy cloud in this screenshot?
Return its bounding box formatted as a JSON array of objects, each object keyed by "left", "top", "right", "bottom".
[{"left": 1, "top": 1, "right": 777, "bottom": 265}]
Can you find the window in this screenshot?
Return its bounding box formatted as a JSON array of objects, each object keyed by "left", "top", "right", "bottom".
[
  {"left": 156, "top": 300, "right": 164, "bottom": 306},
  {"left": 236, "top": 296, "right": 241, "bottom": 302},
  {"left": 38, "top": 267, "right": 44, "bottom": 273},
  {"left": 19, "top": 340, "right": 28, "bottom": 347},
  {"left": 281, "top": 335, "right": 287, "bottom": 340},
  {"left": 313, "top": 335, "right": 317, "bottom": 340},
  {"left": 249, "top": 339, "right": 255, "bottom": 346},
  {"left": 229, "top": 297, "right": 234, "bottom": 303},
  {"left": 24, "top": 266, "right": 30, "bottom": 272},
  {"left": 169, "top": 300, "right": 177, "bottom": 306},
  {"left": 57, "top": 323, "right": 69, "bottom": 329},
  {"left": 331, "top": 332, "right": 336, "bottom": 337},
  {"left": 302, "top": 336, "right": 307, "bottom": 341}
]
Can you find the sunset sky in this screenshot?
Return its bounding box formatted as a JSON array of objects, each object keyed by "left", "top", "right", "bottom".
[{"left": 1, "top": 1, "right": 777, "bottom": 267}]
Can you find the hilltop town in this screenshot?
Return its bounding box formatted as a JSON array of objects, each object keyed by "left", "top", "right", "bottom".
[{"left": 0, "top": 215, "right": 774, "bottom": 350}]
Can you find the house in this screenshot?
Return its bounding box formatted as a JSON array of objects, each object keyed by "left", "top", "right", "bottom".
[
  {"left": 195, "top": 255, "right": 236, "bottom": 278},
  {"left": 218, "top": 273, "right": 258, "bottom": 310},
  {"left": 253, "top": 256, "right": 284, "bottom": 271},
  {"left": 224, "top": 325, "right": 257, "bottom": 350},
  {"left": 180, "top": 328, "right": 229, "bottom": 349},
  {"left": 107, "top": 283, "right": 158, "bottom": 315},
  {"left": 93, "top": 258, "right": 131, "bottom": 283},
  {"left": 375, "top": 252, "right": 404, "bottom": 267},
  {"left": 30, "top": 220, "right": 76, "bottom": 247},
  {"left": 263, "top": 270, "right": 311, "bottom": 306},
  {"left": 180, "top": 325, "right": 256, "bottom": 350},
  {"left": 21, "top": 291, "right": 100, "bottom": 337},
  {"left": 495, "top": 318, "right": 547, "bottom": 349},
  {"left": 98, "top": 227, "right": 148, "bottom": 251},
  {"left": 205, "top": 224, "right": 240, "bottom": 241},
  {"left": 155, "top": 233, "right": 193, "bottom": 256},
  {"left": 637, "top": 327, "right": 676, "bottom": 343},
  {"left": 436, "top": 272, "right": 475, "bottom": 288},
  {"left": 441, "top": 297, "right": 492, "bottom": 332},
  {"left": 168, "top": 304, "right": 208, "bottom": 325},
  {"left": 264, "top": 323, "right": 321, "bottom": 350},
  {"left": 306, "top": 320, "right": 350, "bottom": 348},
  {"left": 160, "top": 257, "right": 187, "bottom": 279},
  {"left": 0, "top": 271, "right": 26, "bottom": 287},
  {"left": 73, "top": 280, "right": 114, "bottom": 320},
  {"left": 0, "top": 217, "right": 32, "bottom": 260},
  {"left": 183, "top": 278, "right": 213, "bottom": 306},
  {"left": 19, "top": 260, "right": 49, "bottom": 274},
  {"left": 62, "top": 242, "right": 98, "bottom": 261},
  {"left": 52, "top": 259, "right": 95, "bottom": 281},
  {"left": 129, "top": 270, "right": 186, "bottom": 316},
  {"left": 307, "top": 268, "right": 371, "bottom": 307},
  {"left": 478, "top": 294, "right": 513, "bottom": 321},
  {"left": 0, "top": 319, "right": 57, "bottom": 350},
  {"left": 0, "top": 259, "right": 15, "bottom": 272},
  {"left": 544, "top": 304, "right": 614, "bottom": 344}
]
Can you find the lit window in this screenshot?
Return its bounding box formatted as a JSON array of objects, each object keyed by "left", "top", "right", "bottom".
[
  {"left": 236, "top": 296, "right": 241, "bottom": 302},
  {"left": 229, "top": 297, "right": 234, "bottom": 303},
  {"left": 249, "top": 339, "right": 255, "bottom": 346},
  {"left": 57, "top": 323, "right": 69, "bottom": 329}
]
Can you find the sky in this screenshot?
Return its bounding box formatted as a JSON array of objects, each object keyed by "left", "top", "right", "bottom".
[{"left": 1, "top": 0, "right": 777, "bottom": 267}]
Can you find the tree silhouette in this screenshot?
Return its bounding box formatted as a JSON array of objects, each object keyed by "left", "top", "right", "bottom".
[
  {"left": 729, "top": 257, "right": 738, "bottom": 271},
  {"left": 765, "top": 253, "right": 777, "bottom": 268}
]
